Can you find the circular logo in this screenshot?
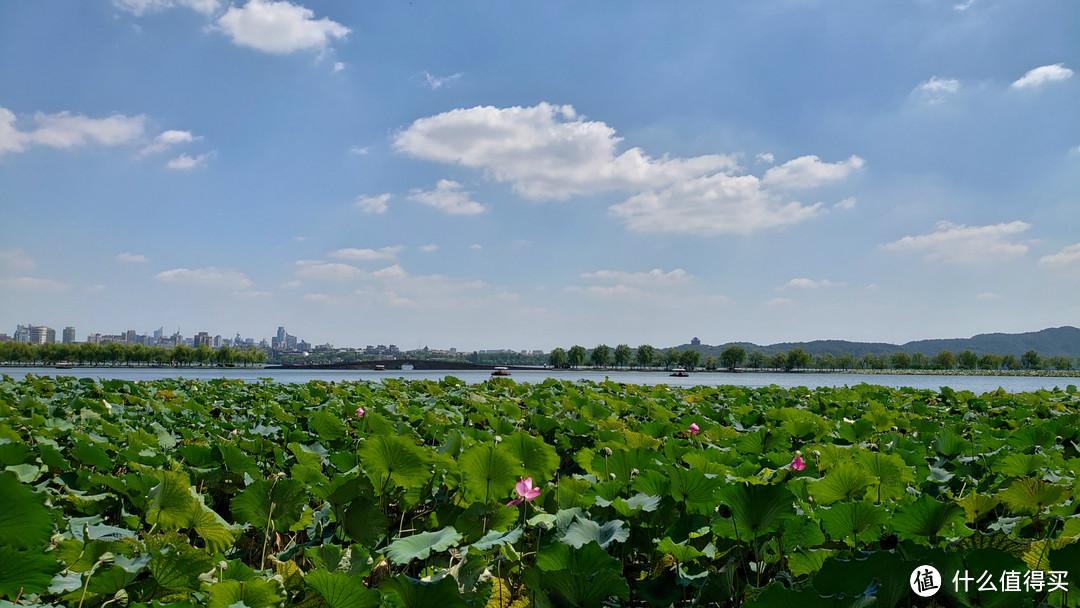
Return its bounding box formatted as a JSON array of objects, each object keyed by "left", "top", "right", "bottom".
[{"left": 910, "top": 565, "right": 942, "bottom": 597}]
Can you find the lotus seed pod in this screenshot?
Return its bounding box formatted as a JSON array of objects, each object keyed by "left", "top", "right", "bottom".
[{"left": 601, "top": 447, "right": 613, "bottom": 456}]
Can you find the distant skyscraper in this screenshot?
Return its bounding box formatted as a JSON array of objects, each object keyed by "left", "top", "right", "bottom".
[{"left": 63, "top": 327, "right": 76, "bottom": 344}]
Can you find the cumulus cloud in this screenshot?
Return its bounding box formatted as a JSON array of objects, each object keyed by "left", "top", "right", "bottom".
[
  {"left": 166, "top": 151, "right": 213, "bottom": 169},
  {"left": 1011, "top": 63, "right": 1074, "bottom": 89},
  {"left": 0, "top": 277, "right": 72, "bottom": 291},
  {"left": 294, "top": 261, "right": 368, "bottom": 281},
  {"left": 0, "top": 106, "right": 145, "bottom": 156},
  {"left": 834, "top": 197, "right": 856, "bottom": 210},
  {"left": 756, "top": 152, "right": 774, "bottom": 164},
  {"left": 0, "top": 248, "right": 35, "bottom": 270},
  {"left": 912, "top": 76, "right": 961, "bottom": 105},
  {"left": 216, "top": 0, "right": 349, "bottom": 54},
  {"left": 761, "top": 155, "right": 865, "bottom": 190},
  {"left": 393, "top": 103, "right": 737, "bottom": 199},
  {"left": 580, "top": 268, "right": 690, "bottom": 287},
  {"left": 407, "top": 180, "right": 486, "bottom": 215},
  {"left": 155, "top": 266, "right": 254, "bottom": 289},
  {"left": 763, "top": 297, "right": 793, "bottom": 307},
  {"left": 420, "top": 71, "right": 463, "bottom": 90},
  {"left": 880, "top": 220, "right": 1030, "bottom": 263},
  {"left": 1038, "top": 243, "right": 1080, "bottom": 277},
  {"left": 779, "top": 278, "right": 844, "bottom": 289},
  {"left": 114, "top": 0, "right": 221, "bottom": 16},
  {"left": 354, "top": 193, "right": 390, "bottom": 214},
  {"left": 140, "top": 129, "right": 200, "bottom": 155},
  {"left": 333, "top": 61, "right": 345, "bottom": 72},
  {"left": 394, "top": 103, "right": 862, "bottom": 235},
  {"left": 328, "top": 246, "right": 403, "bottom": 261},
  {"left": 117, "top": 252, "right": 149, "bottom": 263},
  {"left": 468, "top": 244, "right": 483, "bottom": 250},
  {"left": 419, "top": 244, "right": 439, "bottom": 253}
]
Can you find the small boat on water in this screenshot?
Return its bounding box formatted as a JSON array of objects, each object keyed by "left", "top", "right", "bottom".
[
  {"left": 669, "top": 367, "right": 689, "bottom": 377},
  {"left": 491, "top": 366, "right": 511, "bottom": 377},
  {"left": 373, "top": 364, "right": 386, "bottom": 371}
]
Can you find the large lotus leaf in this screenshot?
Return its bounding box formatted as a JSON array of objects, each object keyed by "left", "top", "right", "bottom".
[
  {"left": 207, "top": 577, "right": 285, "bottom": 608},
  {"left": 149, "top": 543, "right": 215, "bottom": 592},
  {"left": 656, "top": 537, "right": 706, "bottom": 562},
  {"left": 996, "top": 453, "right": 1047, "bottom": 478},
  {"left": 498, "top": 432, "right": 558, "bottom": 484},
  {"left": 892, "top": 494, "right": 969, "bottom": 543},
  {"left": 386, "top": 527, "right": 463, "bottom": 565},
  {"left": 789, "top": 548, "right": 835, "bottom": 577},
  {"left": 807, "top": 462, "right": 874, "bottom": 505},
  {"left": 998, "top": 477, "right": 1070, "bottom": 516},
  {"left": 718, "top": 482, "right": 795, "bottom": 537},
  {"left": 343, "top": 496, "right": 387, "bottom": 546},
  {"left": 0, "top": 471, "right": 53, "bottom": 550},
  {"left": 310, "top": 408, "right": 348, "bottom": 442},
  {"left": 72, "top": 440, "right": 113, "bottom": 470},
  {"left": 305, "top": 568, "right": 381, "bottom": 608},
  {"left": 819, "top": 501, "right": 885, "bottom": 546},
  {"left": 146, "top": 470, "right": 197, "bottom": 530},
  {"left": 781, "top": 516, "right": 826, "bottom": 551},
  {"left": 559, "top": 517, "right": 629, "bottom": 550},
  {"left": 741, "top": 582, "right": 837, "bottom": 608},
  {"left": 811, "top": 551, "right": 911, "bottom": 608},
  {"left": 231, "top": 478, "right": 307, "bottom": 530},
  {"left": 667, "top": 467, "right": 722, "bottom": 514},
  {"left": 854, "top": 451, "right": 912, "bottom": 502},
  {"left": 957, "top": 492, "right": 1000, "bottom": 524},
  {"left": 932, "top": 429, "right": 971, "bottom": 458},
  {"left": 470, "top": 527, "right": 522, "bottom": 551},
  {"left": 524, "top": 543, "right": 630, "bottom": 608},
  {"left": 0, "top": 546, "right": 62, "bottom": 600},
  {"left": 607, "top": 493, "right": 662, "bottom": 518},
  {"left": 359, "top": 435, "right": 431, "bottom": 492},
  {"left": 382, "top": 574, "right": 468, "bottom": 608},
  {"left": 459, "top": 444, "right": 518, "bottom": 505},
  {"left": 191, "top": 490, "right": 241, "bottom": 552},
  {"left": 220, "top": 444, "right": 262, "bottom": 478}
]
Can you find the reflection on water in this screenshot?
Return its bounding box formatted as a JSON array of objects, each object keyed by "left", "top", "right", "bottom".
[{"left": 1, "top": 366, "right": 1076, "bottom": 394}]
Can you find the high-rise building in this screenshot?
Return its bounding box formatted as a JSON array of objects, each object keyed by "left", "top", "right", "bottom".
[
  {"left": 194, "top": 332, "right": 212, "bottom": 348},
  {"left": 13, "top": 325, "right": 31, "bottom": 343},
  {"left": 63, "top": 327, "right": 76, "bottom": 344},
  {"left": 29, "top": 326, "right": 56, "bottom": 345}
]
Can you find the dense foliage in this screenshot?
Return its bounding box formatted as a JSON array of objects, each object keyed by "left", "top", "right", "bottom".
[{"left": 2, "top": 375, "right": 1079, "bottom": 607}]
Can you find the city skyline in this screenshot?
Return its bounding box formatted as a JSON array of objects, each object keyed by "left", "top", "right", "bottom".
[{"left": 1, "top": 2, "right": 1078, "bottom": 350}]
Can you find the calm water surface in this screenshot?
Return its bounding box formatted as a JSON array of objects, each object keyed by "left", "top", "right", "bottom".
[{"left": 2, "top": 366, "right": 1076, "bottom": 394}]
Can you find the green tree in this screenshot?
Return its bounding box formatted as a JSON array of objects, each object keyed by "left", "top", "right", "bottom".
[
  {"left": 862, "top": 353, "right": 887, "bottom": 370},
  {"left": 635, "top": 345, "right": 655, "bottom": 369},
  {"left": 1020, "top": 350, "right": 1041, "bottom": 370},
  {"left": 835, "top": 353, "right": 856, "bottom": 370},
  {"left": 663, "top": 348, "right": 680, "bottom": 368},
  {"left": 931, "top": 350, "right": 956, "bottom": 370},
  {"left": 590, "top": 344, "right": 611, "bottom": 368},
  {"left": 769, "top": 351, "right": 787, "bottom": 370},
  {"left": 889, "top": 351, "right": 911, "bottom": 370},
  {"left": 704, "top": 355, "right": 718, "bottom": 370},
  {"left": 719, "top": 345, "right": 747, "bottom": 370},
  {"left": 613, "top": 344, "right": 632, "bottom": 368},
  {"left": 910, "top": 352, "right": 928, "bottom": 369},
  {"left": 679, "top": 349, "right": 700, "bottom": 370},
  {"left": 957, "top": 350, "right": 977, "bottom": 371},
  {"left": 978, "top": 353, "right": 1003, "bottom": 370},
  {"left": 549, "top": 347, "right": 567, "bottom": 368},
  {"left": 1002, "top": 354, "right": 1020, "bottom": 370},
  {"left": 1045, "top": 355, "right": 1073, "bottom": 371},
  {"left": 567, "top": 345, "right": 587, "bottom": 368},
  {"left": 786, "top": 347, "right": 811, "bottom": 370},
  {"left": 746, "top": 350, "right": 766, "bottom": 369},
  {"left": 818, "top": 353, "right": 836, "bottom": 370}
]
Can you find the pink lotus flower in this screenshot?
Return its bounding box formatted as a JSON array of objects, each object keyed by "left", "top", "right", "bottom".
[
  {"left": 506, "top": 477, "right": 541, "bottom": 507},
  {"left": 355, "top": 406, "right": 366, "bottom": 418},
  {"left": 687, "top": 423, "right": 700, "bottom": 436},
  {"left": 790, "top": 456, "right": 806, "bottom": 471},
  {"left": 231, "top": 429, "right": 239, "bottom": 436}
]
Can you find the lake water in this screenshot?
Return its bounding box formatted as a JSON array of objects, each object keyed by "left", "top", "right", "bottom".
[{"left": 2, "top": 366, "right": 1076, "bottom": 394}]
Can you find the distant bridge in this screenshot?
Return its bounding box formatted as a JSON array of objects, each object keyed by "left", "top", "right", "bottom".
[{"left": 273, "top": 359, "right": 534, "bottom": 371}]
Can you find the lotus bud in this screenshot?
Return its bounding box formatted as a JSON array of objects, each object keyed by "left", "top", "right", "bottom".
[
  {"left": 600, "top": 447, "right": 613, "bottom": 457},
  {"left": 609, "top": 473, "right": 617, "bottom": 480},
  {"left": 630, "top": 468, "right": 640, "bottom": 477},
  {"left": 113, "top": 589, "right": 130, "bottom": 608},
  {"left": 494, "top": 435, "right": 502, "bottom": 444}
]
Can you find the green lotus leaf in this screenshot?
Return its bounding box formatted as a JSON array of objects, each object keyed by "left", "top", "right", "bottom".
[
  {"left": 0, "top": 546, "right": 62, "bottom": 600},
  {"left": 207, "top": 578, "right": 284, "bottom": 608},
  {"left": 656, "top": 537, "right": 705, "bottom": 562},
  {"left": 559, "top": 517, "right": 629, "bottom": 550},
  {"left": 996, "top": 453, "right": 1047, "bottom": 478},
  {"left": 343, "top": 496, "right": 387, "bottom": 546},
  {"left": 304, "top": 568, "right": 381, "bottom": 608},
  {"left": 932, "top": 429, "right": 971, "bottom": 458},
  {"left": 819, "top": 500, "right": 885, "bottom": 546},
  {"left": 957, "top": 492, "right": 1000, "bottom": 524},
  {"left": 231, "top": 478, "right": 307, "bottom": 530},
  {"left": 459, "top": 444, "right": 518, "bottom": 505},
  {"left": 667, "top": 467, "right": 722, "bottom": 514},
  {"left": 359, "top": 435, "right": 431, "bottom": 492},
  {"left": 470, "top": 526, "right": 522, "bottom": 551},
  {"left": 386, "top": 527, "right": 463, "bottom": 565},
  {"left": 854, "top": 451, "right": 912, "bottom": 502},
  {"left": 892, "top": 494, "right": 969, "bottom": 543},
  {"left": 524, "top": 543, "right": 630, "bottom": 607},
  {"left": 220, "top": 444, "right": 262, "bottom": 478},
  {"left": 498, "top": 432, "right": 558, "bottom": 484},
  {"left": 146, "top": 470, "right": 197, "bottom": 531},
  {"left": 718, "top": 482, "right": 795, "bottom": 537},
  {"left": 382, "top": 574, "right": 468, "bottom": 608},
  {"left": 807, "top": 461, "right": 874, "bottom": 505},
  {"left": 811, "top": 551, "right": 910, "bottom": 608},
  {"left": 310, "top": 408, "right": 348, "bottom": 442},
  {"left": 0, "top": 472, "right": 53, "bottom": 550},
  {"left": 998, "top": 477, "right": 1071, "bottom": 515},
  {"left": 149, "top": 543, "right": 215, "bottom": 591},
  {"left": 72, "top": 440, "right": 113, "bottom": 470}
]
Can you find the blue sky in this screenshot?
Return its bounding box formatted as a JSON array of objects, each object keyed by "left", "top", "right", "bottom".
[{"left": 1, "top": 0, "right": 1077, "bottom": 351}]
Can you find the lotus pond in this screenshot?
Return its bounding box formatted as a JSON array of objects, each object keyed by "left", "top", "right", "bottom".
[{"left": 2, "top": 375, "right": 1079, "bottom": 607}]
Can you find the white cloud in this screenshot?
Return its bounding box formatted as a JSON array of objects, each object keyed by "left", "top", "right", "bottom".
[
  {"left": 114, "top": 0, "right": 221, "bottom": 16},
  {"left": 140, "top": 129, "right": 200, "bottom": 155},
  {"left": 880, "top": 220, "right": 1031, "bottom": 264},
  {"left": 302, "top": 292, "right": 344, "bottom": 304},
  {"left": 354, "top": 193, "right": 390, "bottom": 214},
  {"left": 280, "top": 280, "right": 302, "bottom": 289},
  {"left": 468, "top": 244, "right": 483, "bottom": 250},
  {"left": 912, "top": 76, "right": 960, "bottom": 105},
  {"left": 295, "top": 261, "right": 367, "bottom": 281},
  {"left": 408, "top": 180, "right": 486, "bottom": 215},
  {"left": 419, "top": 244, "right": 439, "bottom": 253},
  {"left": 756, "top": 152, "right": 774, "bottom": 164},
  {"left": 117, "top": 252, "right": 149, "bottom": 263},
  {"left": 580, "top": 268, "right": 690, "bottom": 287},
  {"left": 834, "top": 197, "right": 856, "bottom": 210},
  {"left": 349, "top": 145, "right": 370, "bottom": 155},
  {"left": 0, "top": 106, "right": 145, "bottom": 155},
  {"left": 166, "top": 151, "right": 213, "bottom": 169},
  {"left": 155, "top": 266, "right": 254, "bottom": 289},
  {"left": 1011, "top": 63, "right": 1074, "bottom": 89},
  {"left": 333, "top": 61, "right": 345, "bottom": 72},
  {"left": 0, "top": 277, "right": 72, "bottom": 291},
  {"left": 328, "top": 246, "right": 403, "bottom": 261},
  {"left": 0, "top": 248, "right": 35, "bottom": 270},
  {"left": 779, "top": 278, "right": 844, "bottom": 289},
  {"left": 393, "top": 102, "right": 737, "bottom": 200},
  {"left": 565, "top": 284, "right": 648, "bottom": 299},
  {"left": 420, "top": 71, "right": 463, "bottom": 90},
  {"left": 763, "top": 297, "right": 793, "bottom": 307},
  {"left": 609, "top": 173, "right": 825, "bottom": 236},
  {"left": 1038, "top": 243, "right": 1080, "bottom": 277},
  {"left": 761, "top": 155, "right": 865, "bottom": 190},
  {"left": 216, "top": 0, "right": 349, "bottom": 54}
]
